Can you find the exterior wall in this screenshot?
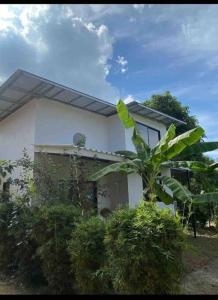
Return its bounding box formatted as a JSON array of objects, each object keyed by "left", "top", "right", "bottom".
[
  {"left": 34, "top": 98, "right": 167, "bottom": 155},
  {"left": 34, "top": 98, "right": 110, "bottom": 152},
  {"left": 127, "top": 173, "right": 144, "bottom": 208},
  {"left": 0, "top": 100, "right": 36, "bottom": 160},
  {"left": 107, "top": 114, "right": 126, "bottom": 152}
]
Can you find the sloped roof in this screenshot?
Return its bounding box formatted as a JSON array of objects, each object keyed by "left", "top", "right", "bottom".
[{"left": 0, "top": 69, "right": 185, "bottom": 125}]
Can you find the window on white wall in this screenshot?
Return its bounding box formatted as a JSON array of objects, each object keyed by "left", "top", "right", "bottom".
[{"left": 136, "top": 122, "right": 160, "bottom": 149}]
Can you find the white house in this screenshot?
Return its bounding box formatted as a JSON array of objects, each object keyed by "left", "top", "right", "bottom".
[{"left": 0, "top": 69, "right": 185, "bottom": 212}]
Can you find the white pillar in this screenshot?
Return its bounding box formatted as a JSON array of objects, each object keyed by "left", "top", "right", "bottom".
[{"left": 127, "top": 173, "right": 143, "bottom": 208}]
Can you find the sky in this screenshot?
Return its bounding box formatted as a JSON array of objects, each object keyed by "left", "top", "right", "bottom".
[{"left": 0, "top": 4, "right": 218, "bottom": 160}]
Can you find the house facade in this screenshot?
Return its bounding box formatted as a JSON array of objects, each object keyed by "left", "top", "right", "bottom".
[{"left": 0, "top": 69, "right": 185, "bottom": 212}]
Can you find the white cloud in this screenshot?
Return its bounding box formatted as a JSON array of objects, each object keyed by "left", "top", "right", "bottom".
[
  {"left": 124, "top": 94, "right": 134, "bottom": 104},
  {"left": 116, "top": 55, "right": 128, "bottom": 66},
  {"left": 116, "top": 55, "right": 128, "bottom": 74},
  {"left": 0, "top": 5, "right": 119, "bottom": 102}
]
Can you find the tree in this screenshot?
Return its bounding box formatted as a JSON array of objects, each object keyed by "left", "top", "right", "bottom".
[
  {"left": 89, "top": 100, "right": 218, "bottom": 214},
  {"left": 144, "top": 91, "right": 198, "bottom": 136}
]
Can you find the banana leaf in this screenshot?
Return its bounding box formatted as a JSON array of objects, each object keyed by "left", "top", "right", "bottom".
[
  {"left": 88, "top": 161, "right": 137, "bottom": 181},
  {"left": 160, "top": 175, "right": 192, "bottom": 203},
  {"left": 163, "top": 127, "right": 204, "bottom": 160},
  {"left": 180, "top": 141, "right": 218, "bottom": 157},
  {"left": 117, "top": 99, "right": 136, "bottom": 128}
]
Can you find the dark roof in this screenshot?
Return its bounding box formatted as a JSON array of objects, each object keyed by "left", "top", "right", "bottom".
[{"left": 0, "top": 69, "right": 185, "bottom": 125}]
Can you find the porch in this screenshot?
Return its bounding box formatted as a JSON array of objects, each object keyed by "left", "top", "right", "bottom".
[{"left": 34, "top": 144, "right": 144, "bottom": 213}]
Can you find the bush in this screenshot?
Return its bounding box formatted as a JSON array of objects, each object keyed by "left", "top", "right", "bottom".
[
  {"left": 104, "top": 202, "right": 185, "bottom": 294},
  {"left": 68, "top": 216, "right": 111, "bottom": 294},
  {"left": 8, "top": 201, "right": 45, "bottom": 285},
  {"left": 31, "top": 204, "right": 82, "bottom": 294},
  {"left": 0, "top": 198, "right": 45, "bottom": 285},
  {"left": 0, "top": 200, "right": 16, "bottom": 274}
]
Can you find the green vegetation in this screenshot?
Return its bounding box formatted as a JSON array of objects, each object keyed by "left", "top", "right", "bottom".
[
  {"left": 105, "top": 202, "right": 185, "bottom": 294},
  {"left": 69, "top": 216, "right": 110, "bottom": 294},
  {"left": 144, "top": 91, "right": 198, "bottom": 136},
  {"left": 89, "top": 100, "right": 218, "bottom": 228}
]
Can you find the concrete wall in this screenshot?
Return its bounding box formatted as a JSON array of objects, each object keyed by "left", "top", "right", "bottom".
[
  {"left": 34, "top": 98, "right": 110, "bottom": 152},
  {"left": 34, "top": 98, "right": 167, "bottom": 155},
  {"left": 127, "top": 173, "right": 144, "bottom": 208},
  {"left": 0, "top": 100, "right": 36, "bottom": 160},
  {"left": 107, "top": 114, "right": 126, "bottom": 152}
]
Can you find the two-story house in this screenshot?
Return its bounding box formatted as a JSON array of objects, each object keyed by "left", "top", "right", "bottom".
[{"left": 0, "top": 69, "right": 185, "bottom": 212}]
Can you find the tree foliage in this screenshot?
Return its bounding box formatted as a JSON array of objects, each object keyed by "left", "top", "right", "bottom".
[{"left": 144, "top": 91, "right": 199, "bottom": 136}]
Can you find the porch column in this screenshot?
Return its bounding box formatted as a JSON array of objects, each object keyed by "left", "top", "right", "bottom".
[{"left": 127, "top": 173, "right": 143, "bottom": 208}]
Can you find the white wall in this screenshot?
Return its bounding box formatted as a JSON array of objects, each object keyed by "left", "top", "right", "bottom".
[
  {"left": 107, "top": 114, "right": 126, "bottom": 152},
  {"left": 0, "top": 100, "right": 36, "bottom": 160},
  {"left": 127, "top": 173, "right": 144, "bottom": 208},
  {"left": 35, "top": 98, "right": 110, "bottom": 152}
]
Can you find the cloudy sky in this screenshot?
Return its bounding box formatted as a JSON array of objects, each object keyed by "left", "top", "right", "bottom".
[{"left": 0, "top": 4, "right": 218, "bottom": 160}]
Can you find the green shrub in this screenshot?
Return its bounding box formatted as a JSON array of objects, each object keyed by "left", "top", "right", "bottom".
[
  {"left": 68, "top": 216, "right": 111, "bottom": 294},
  {"left": 0, "top": 198, "right": 45, "bottom": 285},
  {"left": 8, "top": 202, "right": 45, "bottom": 285},
  {"left": 0, "top": 200, "right": 16, "bottom": 273},
  {"left": 104, "top": 201, "right": 185, "bottom": 294},
  {"left": 31, "top": 204, "right": 82, "bottom": 294}
]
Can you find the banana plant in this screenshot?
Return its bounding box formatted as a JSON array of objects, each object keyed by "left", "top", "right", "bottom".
[{"left": 89, "top": 99, "right": 218, "bottom": 206}]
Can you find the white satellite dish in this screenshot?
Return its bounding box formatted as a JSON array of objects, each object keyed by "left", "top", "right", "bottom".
[{"left": 73, "top": 132, "right": 86, "bottom": 147}]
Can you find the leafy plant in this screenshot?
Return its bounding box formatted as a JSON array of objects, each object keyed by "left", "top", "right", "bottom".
[
  {"left": 89, "top": 100, "right": 217, "bottom": 208},
  {"left": 104, "top": 201, "right": 186, "bottom": 294},
  {"left": 31, "top": 204, "right": 82, "bottom": 294},
  {"left": 68, "top": 216, "right": 111, "bottom": 294}
]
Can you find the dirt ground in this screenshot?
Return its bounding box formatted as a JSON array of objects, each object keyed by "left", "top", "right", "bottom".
[{"left": 181, "top": 229, "right": 218, "bottom": 295}]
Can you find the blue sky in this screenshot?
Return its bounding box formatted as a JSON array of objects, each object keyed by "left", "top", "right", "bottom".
[{"left": 0, "top": 4, "right": 218, "bottom": 160}]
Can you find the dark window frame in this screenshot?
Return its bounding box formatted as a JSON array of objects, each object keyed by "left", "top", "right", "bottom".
[{"left": 136, "top": 121, "right": 161, "bottom": 146}]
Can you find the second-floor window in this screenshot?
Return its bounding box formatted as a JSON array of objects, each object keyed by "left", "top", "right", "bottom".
[{"left": 136, "top": 122, "right": 161, "bottom": 149}]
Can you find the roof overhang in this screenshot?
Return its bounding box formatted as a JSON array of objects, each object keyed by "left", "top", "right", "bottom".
[
  {"left": 0, "top": 69, "right": 185, "bottom": 126},
  {"left": 127, "top": 101, "right": 186, "bottom": 126},
  {"left": 34, "top": 144, "right": 124, "bottom": 162}
]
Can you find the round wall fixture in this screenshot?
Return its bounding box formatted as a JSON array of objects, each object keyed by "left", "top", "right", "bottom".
[{"left": 73, "top": 132, "right": 86, "bottom": 147}]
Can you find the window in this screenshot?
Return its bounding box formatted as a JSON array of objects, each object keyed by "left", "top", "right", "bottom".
[{"left": 136, "top": 122, "right": 160, "bottom": 149}]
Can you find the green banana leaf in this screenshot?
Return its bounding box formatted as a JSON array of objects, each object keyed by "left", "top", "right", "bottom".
[
  {"left": 132, "top": 127, "right": 150, "bottom": 158},
  {"left": 180, "top": 141, "right": 218, "bottom": 157},
  {"left": 192, "top": 192, "right": 218, "bottom": 205},
  {"left": 152, "top": 124, "right": 176, "bottom": 157},
  {"left": 160, "top": 175, "right": 192, "bottom": 203},
  {"left": 88, "top": 161, "right": 137, "bottom": 181},
  {"left": 163, "top": 127, "right": 204, "bottom": 160},
  {"left": 155, "top": 182, "right": 174, "bottom": 205},
  {"left": 117, "top": 99, "right": 136, "bottom": 128}
]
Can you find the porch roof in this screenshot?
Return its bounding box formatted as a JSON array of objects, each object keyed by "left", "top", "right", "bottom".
[
  {"left": 0, "top": 69, "right": 185, "bottom": 126},
  {"left": 34, "top": 144, "right": 124, "bottom": 162}
]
